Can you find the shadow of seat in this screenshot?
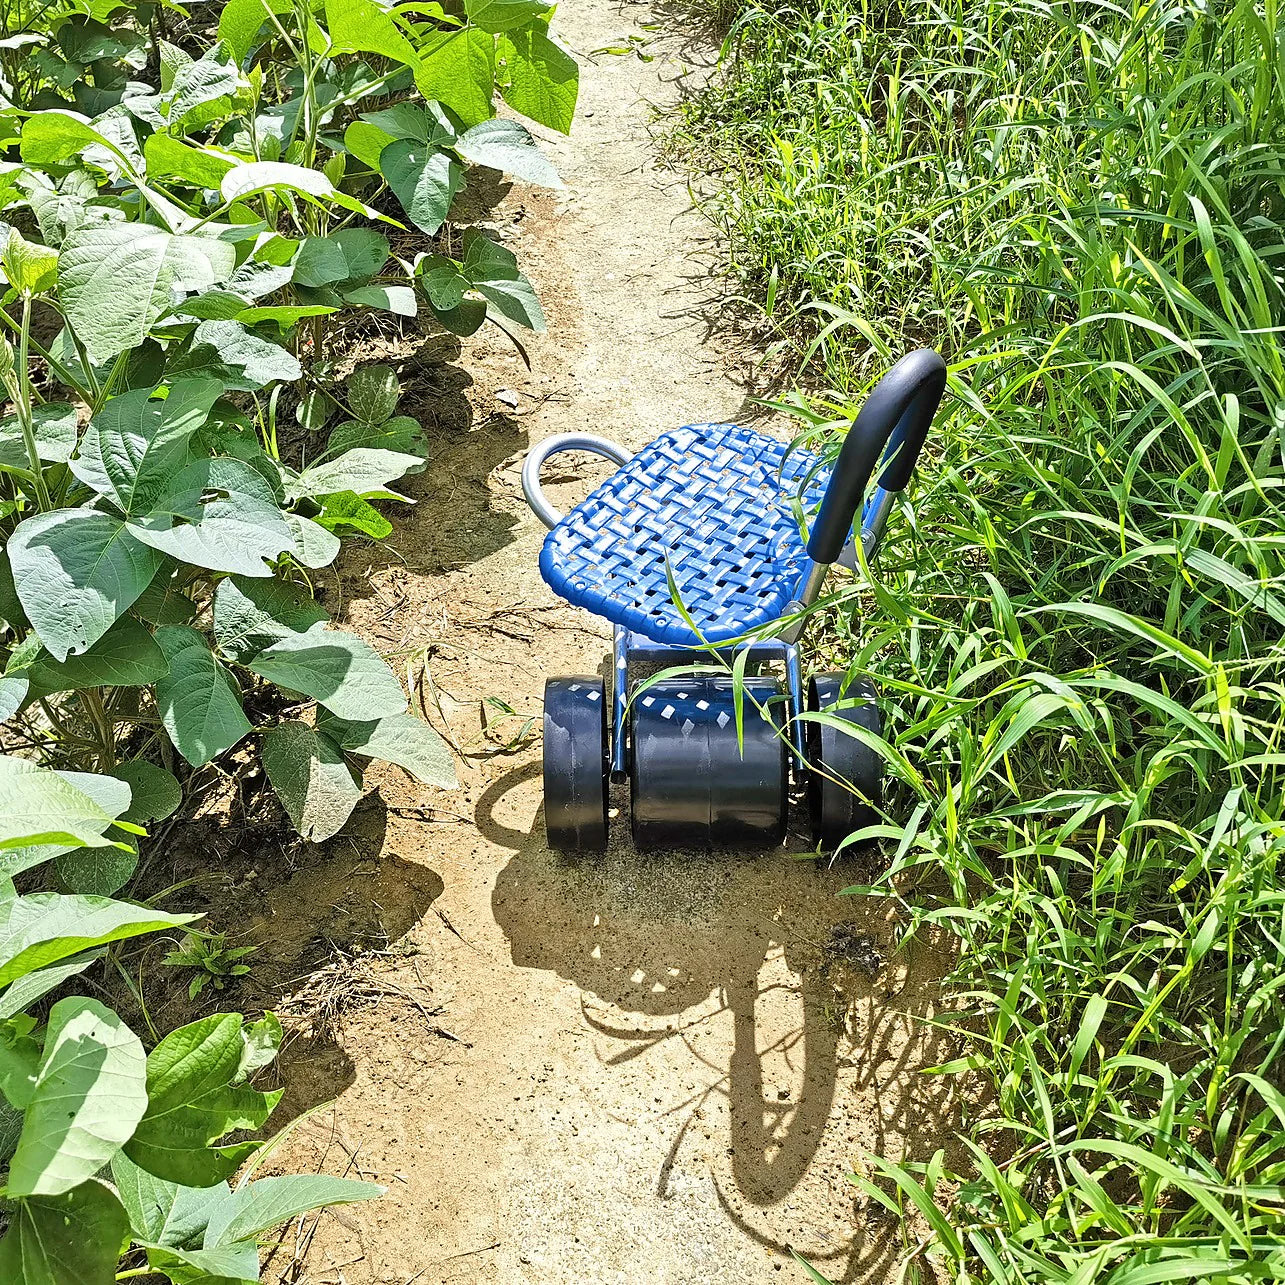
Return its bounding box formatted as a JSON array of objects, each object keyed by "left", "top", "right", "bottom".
[{"left": 481, "top": 763, "right": 861, "bottom": 1210}]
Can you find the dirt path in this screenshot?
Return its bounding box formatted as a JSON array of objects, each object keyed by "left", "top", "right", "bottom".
[{"left": 251, "top": 5, "right": 959, "bottom": 1281}]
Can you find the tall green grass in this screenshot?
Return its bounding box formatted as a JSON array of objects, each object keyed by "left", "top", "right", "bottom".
[{"left": 681, "top": 0, "right": 1285, "bottom": 1278}]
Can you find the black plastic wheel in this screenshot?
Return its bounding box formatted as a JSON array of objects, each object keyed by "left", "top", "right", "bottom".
[
  {"left": 543, "top": 675, "right": 609, "bottom": 852},
  {"left": 807, "top": 673, "right": 883, "bottom": 851},
  {"left": 630, "top": 675, "right": 788, "bottom": 849}
]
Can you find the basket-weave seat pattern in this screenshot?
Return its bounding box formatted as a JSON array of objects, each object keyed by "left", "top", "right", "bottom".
[{"left": 539, "top": 423, "right": 827, "bottom": 646}]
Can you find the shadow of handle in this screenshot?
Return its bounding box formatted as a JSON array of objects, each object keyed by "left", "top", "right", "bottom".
[{"left": 725, "top": 964, "right": 838, "bottom": 1207}]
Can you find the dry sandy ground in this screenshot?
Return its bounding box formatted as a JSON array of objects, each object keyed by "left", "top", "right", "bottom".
[{"left": 248, "top": 3, "right": 963, "bottom": 1281}]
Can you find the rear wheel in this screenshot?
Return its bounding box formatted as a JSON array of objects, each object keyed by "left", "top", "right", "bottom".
[
  {"left": 543, "top": 676, "right": 609, "bottom": 852},
  {"left": 807, "top": 674, "right": 882, "bottom": 851},
  {"left": 630, "top": 675, "right": 788, "bottom": 850}
]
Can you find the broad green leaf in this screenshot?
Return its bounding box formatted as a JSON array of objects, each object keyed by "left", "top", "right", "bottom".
[
  {"left": 59, "top": 224, "right": 237, "bottom": 363},
  {"left": 416, "top": 27, "right": 495, "bottom": 125},
  {"left": 183, "top": 317, "right": 302, "bottom": 388},
  {"left": 2, "top": 229, "right": 58, "bottom": 296},
  {"left": 0, "top": 770, "right": 130, "bottom": 880},
  {"left": 363, "top": 100, "right": 461, "bottom": 146},
  {"left": 343, "top": 120, "right": 395, "bottom": 169},
  {"left": 463, "top": 230, "right": 545, "bottom": 330},
  {"left": 124, "top": 1013, "right": 283, "bottom": 1186},
  {"left": 0, "top": 892, "right": 194, "bottom": 991},
  {"left": 316, "top": 491, "right": 393, "bottom": 539},
  {"left": 6, "top": 997, "right": 146, "bottom": 1196},
  {"left": 237, "top": 303, "right": 336, "bottom": 327},
  {"left": 297, "top": 388, "right": 336, "bottom": 432},
  {"left": 55, "top": 844, "right": 138, "bottom": 897},
  {"left": 109, "top": 761, "right": 182, "bottom": 825},
  {"left": 0, "top": 952, "right": 103, "bottom": 1022},
  {"left": 0, "top": 1178, "right": 129, "bottom": 1284},
  {"left": 0, "top": 552, "right": 30, "bottom": 631},
  {"left": 294, "top": 227, "right": 389, "bottom": 289},
  {"left": 344, "top": 284, "right": 416, "bottom": 315},
  {"left": 19, "top": 111, "right": 112, "bottom": 164},
  {"left": 0, "top": 402, "right": 78, "bottom": 472},
  {"left": 174, "top": 289, "right": 252, "bottom": 321},
  {"left": 0, "top": 1016, "right": 40, "bottom": 1108},
  {"left": 455, "top": 118, "right": 561, "bottom": 186},
  {"left": 237, "top": 1012, "right": 282, "bottom": 1077},
  {"left": 153, "top": 625, "right": 252, "bottom": 766},
  {"left": 20, "top": 169, "right": 97, "bottom": 250},
  {"left": 0, "top": 756, "right": 125, "bottom": 854},
  {"left": 499, "top": 26, "right": 578, "bottom": 134},
  {"left": 262, "top": 721, "right": 362, "bottom": 841},
  {"left": 284, "top": 513, "right": 341, "bottom": 568},
  {"left": 58, "top": 17, "right": 144, "bottom": 63},
  {"left": 166, "top": 45, "right": 240, "bottom": 126},
  {"left": 9, "top": 509, "right": 161, "bottom": 660},
  {"left": 213, "top": 575, "right": 329, "bottom": 663},
  {"left": 128, "top": 457, "right": 296, "bottom": 578},
  {"left": 111, "top": 1151, "right": 229, "bottom": 1248},
  {"left": 159, "top": 39, "right": 194, "bottom": 92},
  {"left": 219, "top": 161, "right": 378, "bottom": 220},
  {"left": 218, "top": 0, "right": 292, "bottom": 63},
  {"left": 131, "top": 562, "right": 196, "bottom": 626},
  {"left": 346, "top": 364, "right": 400, "bottom": 425},
  {"left": 318, "top": 709, "right": 456, "bottom": 787},
  {"left": 0, "top": 675, "right": 28, "bottom": 721},
  {"left": 325, "top": 0, "right": 419, "bottom": 66},
  {"left": 291, "top": 446, "right": 423, "bottom": 499},
  {"left": 380, "top": 140, "right": 463, "bottom": 235},
  {"left": 464, "top": 0, "right": 552, "bottom": 32},
  {"left": 227, "top": 252, "right": 298, "bottom": 300},
  {"left": 2, "top": 634, "right": 39, "bottom": 676},
  {"left": 426, "top": 294, "right": 487, "bottom": 335},
  {"left": 191, "top": 426, "right": 286, "bottom": 499},
  {"left": 420, "top": 254, "right": 468, "bottom": 311},
  {"left": 146, "top": 1242, "right": 259, "bottom": 1283},
  {"left": 144, "top": 134, "right": 237, "bottom": 188},
  {"left": 247, "top": 624, "right": 406, "bottom": 719},
  {"left": 325, "top": 416, "right": 424, "bottom": 461},
  {"left": 203, "top": 1173, "right": 383, "bottom": 1248},
  {"left": 71, "top": 379, "right": 224, "bottom": 517},
  {"left": 26, "top": 617, "right": 168, "bottom": 698},
  {"left": 291, "top": 237, "right": 349, "bottom": 289}
]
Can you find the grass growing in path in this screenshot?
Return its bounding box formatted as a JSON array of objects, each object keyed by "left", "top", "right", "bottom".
[{"left": 681, "top": 0, "right": 1285, "bottom": 1278}]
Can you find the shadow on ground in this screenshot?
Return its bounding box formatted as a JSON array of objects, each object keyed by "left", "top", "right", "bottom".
[
  {"left": 124, "top": 790, "right": 444, "bottom": 1127},
  {"left": 480, "top": 763, "right": 961, "bottom": 1281}
]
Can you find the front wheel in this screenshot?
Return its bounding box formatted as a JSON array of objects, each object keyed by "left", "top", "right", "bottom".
[
  {"left": 543, "top": 676, "right": 609, "bottom": 852},
  {"left": 806, "top": 674, "right": 882, "bottom": 851}
]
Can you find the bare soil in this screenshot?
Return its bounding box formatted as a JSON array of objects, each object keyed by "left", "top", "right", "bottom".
[{"left": 156, "top": 4, "right": 968, "bottom": 1280}]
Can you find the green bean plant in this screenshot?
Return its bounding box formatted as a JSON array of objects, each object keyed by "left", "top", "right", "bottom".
[
  {"left": 0, "top": 240, "right": 457, "bottom": 861},
  {"left": 0, "top": 754, "right": 382, "bottom": 1283},
  {"left": 0, "top": 0, "right": 581, "bottom": 851}
]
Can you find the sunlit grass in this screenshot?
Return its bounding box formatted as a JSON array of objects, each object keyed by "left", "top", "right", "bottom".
[{"left": 681, "top": 0, "right": 1285, "bottom": 1277}]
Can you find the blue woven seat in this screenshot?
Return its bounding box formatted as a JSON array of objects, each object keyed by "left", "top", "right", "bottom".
[{"left": 539, "top": 423, "right": 829, "bottom": 647}]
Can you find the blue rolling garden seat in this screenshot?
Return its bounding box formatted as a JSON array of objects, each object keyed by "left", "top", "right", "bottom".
[{"left": 537, "top": 423, "right": 830, "bottom": 647}]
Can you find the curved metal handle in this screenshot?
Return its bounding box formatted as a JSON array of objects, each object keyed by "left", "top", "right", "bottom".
[
  {"left": 521, "top": 433, "right": 633, "bottom": 530},
  {"left": 806, "top": 348, "right": 947, "bottom": 565}
]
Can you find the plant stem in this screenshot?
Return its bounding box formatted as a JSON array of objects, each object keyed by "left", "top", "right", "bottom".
[
  {"left": 10, "top": 295, "right": 52, "bottom": 511},
  {"left": 0, "top": 306, "right": 92, "bottom": 401},
  {"left": 78, "top": 687, "right": 117, "bottom": 770}
]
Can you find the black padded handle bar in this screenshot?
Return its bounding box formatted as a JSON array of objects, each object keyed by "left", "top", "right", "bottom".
[{"left": 806, "top": 348, "right": 947, "bottom": 565}]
